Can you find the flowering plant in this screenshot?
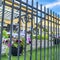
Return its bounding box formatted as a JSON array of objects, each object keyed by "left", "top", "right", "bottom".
[
  {"left": 2, "top": 39, "right": 10, "bottom": 56},
  {"left": 2, "top": 38, "right": 24, "bottom": 56},
  {"left": 12, "top": 39, "right": 24, "bottom": 48},
  {"left": 2, "top": 38, "right": 24, "bottom": 47},
  {"left": 2, "top": 35, "right": 31, "bottom": 56}
]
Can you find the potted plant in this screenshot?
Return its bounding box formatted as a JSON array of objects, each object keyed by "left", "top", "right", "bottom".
[
  {"left": 53, "top": 36, "right": 60, "bottom": 45},
  {"left": 2, "top": 38, "right": 24, "bottom": 56},
  {"left": 11, "top": 39, "right": 24, "bottom": 56}
]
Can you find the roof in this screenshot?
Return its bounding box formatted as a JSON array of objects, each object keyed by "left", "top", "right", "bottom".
[{"left": 0, "top": 0, "right": 36, "bottom": 21}]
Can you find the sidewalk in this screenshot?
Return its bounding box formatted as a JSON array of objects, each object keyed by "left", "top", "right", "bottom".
[{"left": 26, "top": 39, "right": 54, "bottom": 51}]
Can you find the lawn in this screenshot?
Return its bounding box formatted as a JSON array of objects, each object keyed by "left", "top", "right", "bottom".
[{"left": 1, "top": 45, "right": 60, "bottom": 60}]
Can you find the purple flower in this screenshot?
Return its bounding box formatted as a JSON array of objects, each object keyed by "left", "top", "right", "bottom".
[
  {"left": 20, "top": 40, "right": 22, "bottom": 42},
  {"left": 58, "top": 36, "right": 60, "bottom": 38},
  {"left": 16, "top": 40, "right": 18, "bottom": 43},
  {"left": 3, "top": 40, "right": 9, "bottom": 43},
  {"left": 5, "top": 40, "right": 8, "bottom": 43},
  {"left": 27, "top": 37, "right": 31, "bottom": 44},
  {"left": 16, "top": 40, "right": 22, "bottom": 43},
  {"left": 7, "top": 43, "right": 11, "bottom": 47},
  {"left": 29, "top": 40, "right": 31, "bottom": 44}
]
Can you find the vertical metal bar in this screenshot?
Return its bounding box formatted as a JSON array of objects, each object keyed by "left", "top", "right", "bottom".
[
  {"left": 9, "top": 0, "right": 14, "bottom": 60},
  {"left": 52, "top": 12, "right": 54, "bottom": 60},
  {"left": 44, "top": 6, "right": 46, "bottom": 60},
  {"left": 30, "top": 0, "right": 33, "bottom": 60},
  {"left": 55, "top": 13, "right": 57, "bottom": 60},
  {"left": 57, "top": 15, "right": 58, "bottom": 60},
  {"left": 40, "top": 4, "right": 42, "bottom": 60},
  {"left": 0, "top": 0, "right": 2, "bottom": 6},
  {"left": 56, "top": 14, "right": 58, "bottom": 60},
  {"left": 24, "top": 0, "right": 28, "bottom": 60},
  {"left": 59, "top": 18, "right": 60, "bottom": 60},
  {"left": 57, "top": 15, "right": 59, "bottom": 60},
  {"left": 53, "top": 12, "right": 55, "bottom": 60},
  {"left": 17, "top": 0, "right": 21, "bottom": 60},
  {"left": 50, "top": 10, "right": 52, "bottom": 60},
  {"left": 58, "top": 15, "right": 60, "bottom": 60},
  {"left": 35, "top": 2, "right": 38, "bottom": 60},
  {"left": 57, "top": 14, "right": 59, "bottom": 60},
  {"left": 47, "top": 8, "right": 49, "bottom": 60},
  {"left": 0, "top": 0, "right": 5, "bottom": 60}
]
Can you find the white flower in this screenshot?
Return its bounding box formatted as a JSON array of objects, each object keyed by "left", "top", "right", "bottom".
[{"left": 1, "top": 44, "right": 8, "bottom": 55}]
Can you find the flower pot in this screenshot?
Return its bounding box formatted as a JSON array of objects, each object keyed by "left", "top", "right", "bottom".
[
  {"left": 53, "top": 38, "right": 60, "bottom": 44},
  {"left": 11, "top": 45, "right": 23, "bottom": 56}
]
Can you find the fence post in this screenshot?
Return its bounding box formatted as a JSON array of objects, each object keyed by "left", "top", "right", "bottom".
[
  {"left": 0, "top": 0, "right": 5, "bottom": 60},
  {"left": 0, "top": 0, "right": 2, "bottom": 6}
]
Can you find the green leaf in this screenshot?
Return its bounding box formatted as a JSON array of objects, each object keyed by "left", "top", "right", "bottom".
[{"left": 14, "top": 44, "right": 18, "bottom": 48}]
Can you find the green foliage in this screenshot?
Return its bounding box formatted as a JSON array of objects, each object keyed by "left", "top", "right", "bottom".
[
  {"left": 3, "top": 30, "right": 8, "bottom": 39},
  {"left": 21, "top": 37, "right": 25, "bottom": 45},
  {"left": 42, "top": 28, "right": 48, "bottom": 32},
  {"left": 32, "top": 34, "right": 48, "bottom": 40},
  {"left": 13, "top": 40, "right": 24, "bottom": 48},
  {"left": 52, "top": 31, "right": 55, "bottom": 34}
]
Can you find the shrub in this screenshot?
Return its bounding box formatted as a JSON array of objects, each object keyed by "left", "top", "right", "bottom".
[
  {"left": 32, "top": 34, "right": 48, "bottom": 40},
  {"left": 3, "top": 30, "right": 8, "bottom": 39}
]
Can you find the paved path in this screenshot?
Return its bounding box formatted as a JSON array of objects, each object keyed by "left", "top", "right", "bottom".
[{"left": 26, "top": 39, "right": 54, "bottom": 51}]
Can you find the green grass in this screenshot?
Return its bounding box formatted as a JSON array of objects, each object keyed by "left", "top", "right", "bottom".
[{"left": 1, "top": 45, "right": 60, "bottom": 60}]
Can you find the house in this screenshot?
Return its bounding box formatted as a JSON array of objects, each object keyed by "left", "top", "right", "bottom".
[
  {"left": 38, "top": 15, "right": 60, "bottom": 35},
  {"left": 0, "top": 0, "right": 36, "bottom": 32},
  {"left": 0, "top": 0, "right": 60, "bottom": 35}
]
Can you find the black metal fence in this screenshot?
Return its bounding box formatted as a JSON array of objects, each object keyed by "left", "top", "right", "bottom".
[{"left": 0, "top": 0, "right": 60, "bottom": 60}]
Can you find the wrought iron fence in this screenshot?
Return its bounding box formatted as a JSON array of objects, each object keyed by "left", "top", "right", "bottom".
[{"left": 0, "top": 0, "right": 60, "bottom": 60}]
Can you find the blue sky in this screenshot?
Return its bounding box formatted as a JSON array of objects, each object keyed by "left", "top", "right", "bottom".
[
  {"left": 22, "top": 0, "right": 60, "bottom": 15},
  {"left": 35, "top": 0, "right": 60, "bottom": 15}
]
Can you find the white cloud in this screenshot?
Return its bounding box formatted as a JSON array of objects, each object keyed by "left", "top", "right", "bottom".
[
  {"left": 57, "top": 0, "right": 60, "bottom": 2},
  {"left": 38, "top": 0, "right": 60, "bottom": 11},
  {"left": 44, "top": 1, "right": 60, "bottom": 8}
]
